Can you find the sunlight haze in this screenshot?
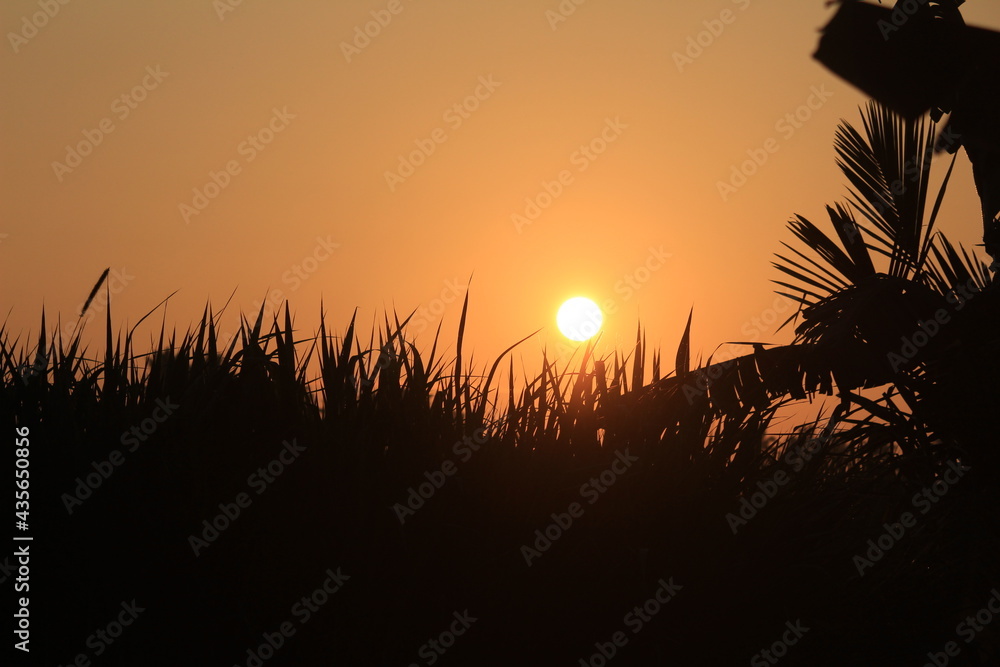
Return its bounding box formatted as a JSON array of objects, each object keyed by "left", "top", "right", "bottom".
[{"left": 5, "top": 0, "right": 1000, "bottom": 381}]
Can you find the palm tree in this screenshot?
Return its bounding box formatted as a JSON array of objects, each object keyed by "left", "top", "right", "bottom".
[
  {"left": 603, "top": 98, "right": 1000, "bottom": 664},
  {"left": 772, "top": 100, "right": 998, "bottom": 466},
  {"left": 814, "top": 0, "right": 1000, "bottom": 264},
  {"left": 613, "top": 100, "right": 996, "bottom": 478}
]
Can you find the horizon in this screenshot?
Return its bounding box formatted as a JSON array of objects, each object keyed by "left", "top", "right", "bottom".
[
  {"left": 6, "top": 2, "right": 1000, "bottom": 663},
  {"left": 4, "top": 0, "right": 1000, "bottom": 378}
]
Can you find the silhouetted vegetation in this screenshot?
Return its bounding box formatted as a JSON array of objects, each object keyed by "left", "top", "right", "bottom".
[{"left": 4, "top": 102, "right": 999, "bottom": 665}]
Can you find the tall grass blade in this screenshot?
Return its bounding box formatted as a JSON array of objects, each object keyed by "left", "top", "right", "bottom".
[{"left": 676, "top": 307, "right": 693, "bottom": 379}]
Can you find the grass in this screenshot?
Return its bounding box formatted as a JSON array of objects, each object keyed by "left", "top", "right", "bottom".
[
  {"left": 3, "top": 283, "right": 998, "bottom": 666},
  {"left": 4, "top": 101, "right": 999, "bottom": 665}
]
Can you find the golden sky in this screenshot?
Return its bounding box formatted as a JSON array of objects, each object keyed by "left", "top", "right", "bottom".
[{"left": 4, "top": 0, "right": 999, "bottom": 380}]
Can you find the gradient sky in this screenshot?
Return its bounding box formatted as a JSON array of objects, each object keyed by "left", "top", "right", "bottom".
[{"left": 4, "top": 0, "right": 1000, "bottom": 383}]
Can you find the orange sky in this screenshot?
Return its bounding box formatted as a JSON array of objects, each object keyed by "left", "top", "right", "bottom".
[{"left": 4, "top": 0, "right": 999, "bottom": 385}]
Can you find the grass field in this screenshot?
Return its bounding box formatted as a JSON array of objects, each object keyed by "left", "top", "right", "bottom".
[{"left": 4, "top": 102, "right": 1000, "bottom": 665}]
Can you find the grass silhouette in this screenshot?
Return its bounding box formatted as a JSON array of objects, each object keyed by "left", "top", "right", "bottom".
[{"left": 3, "top": 102, "right": 1000, "bottom": 666}]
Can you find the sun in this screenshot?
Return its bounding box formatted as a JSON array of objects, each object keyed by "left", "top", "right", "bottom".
[{"left": 557, "top": 297, "right": 603, "bottom": 342}]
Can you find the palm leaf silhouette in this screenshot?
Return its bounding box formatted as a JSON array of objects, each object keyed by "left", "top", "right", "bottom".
[{"left": 635, "top": 100, "right": 990, "bottom": 452}]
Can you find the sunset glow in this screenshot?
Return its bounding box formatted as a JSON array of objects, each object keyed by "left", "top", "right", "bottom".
[
  {"left": 556, "top": 296, "right": 603, "bottom": 342},
  {"left": 7, "top": 1, "right": 1000, "bottom": 663}
]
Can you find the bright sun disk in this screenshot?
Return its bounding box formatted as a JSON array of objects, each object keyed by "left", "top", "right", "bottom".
[{"left": 557, "top": 297, "right": 603, "bottom": 342}]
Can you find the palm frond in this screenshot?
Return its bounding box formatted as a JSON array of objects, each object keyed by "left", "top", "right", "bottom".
[{"left": 833, "top": 100, "right": 938, "bottom": 279}]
